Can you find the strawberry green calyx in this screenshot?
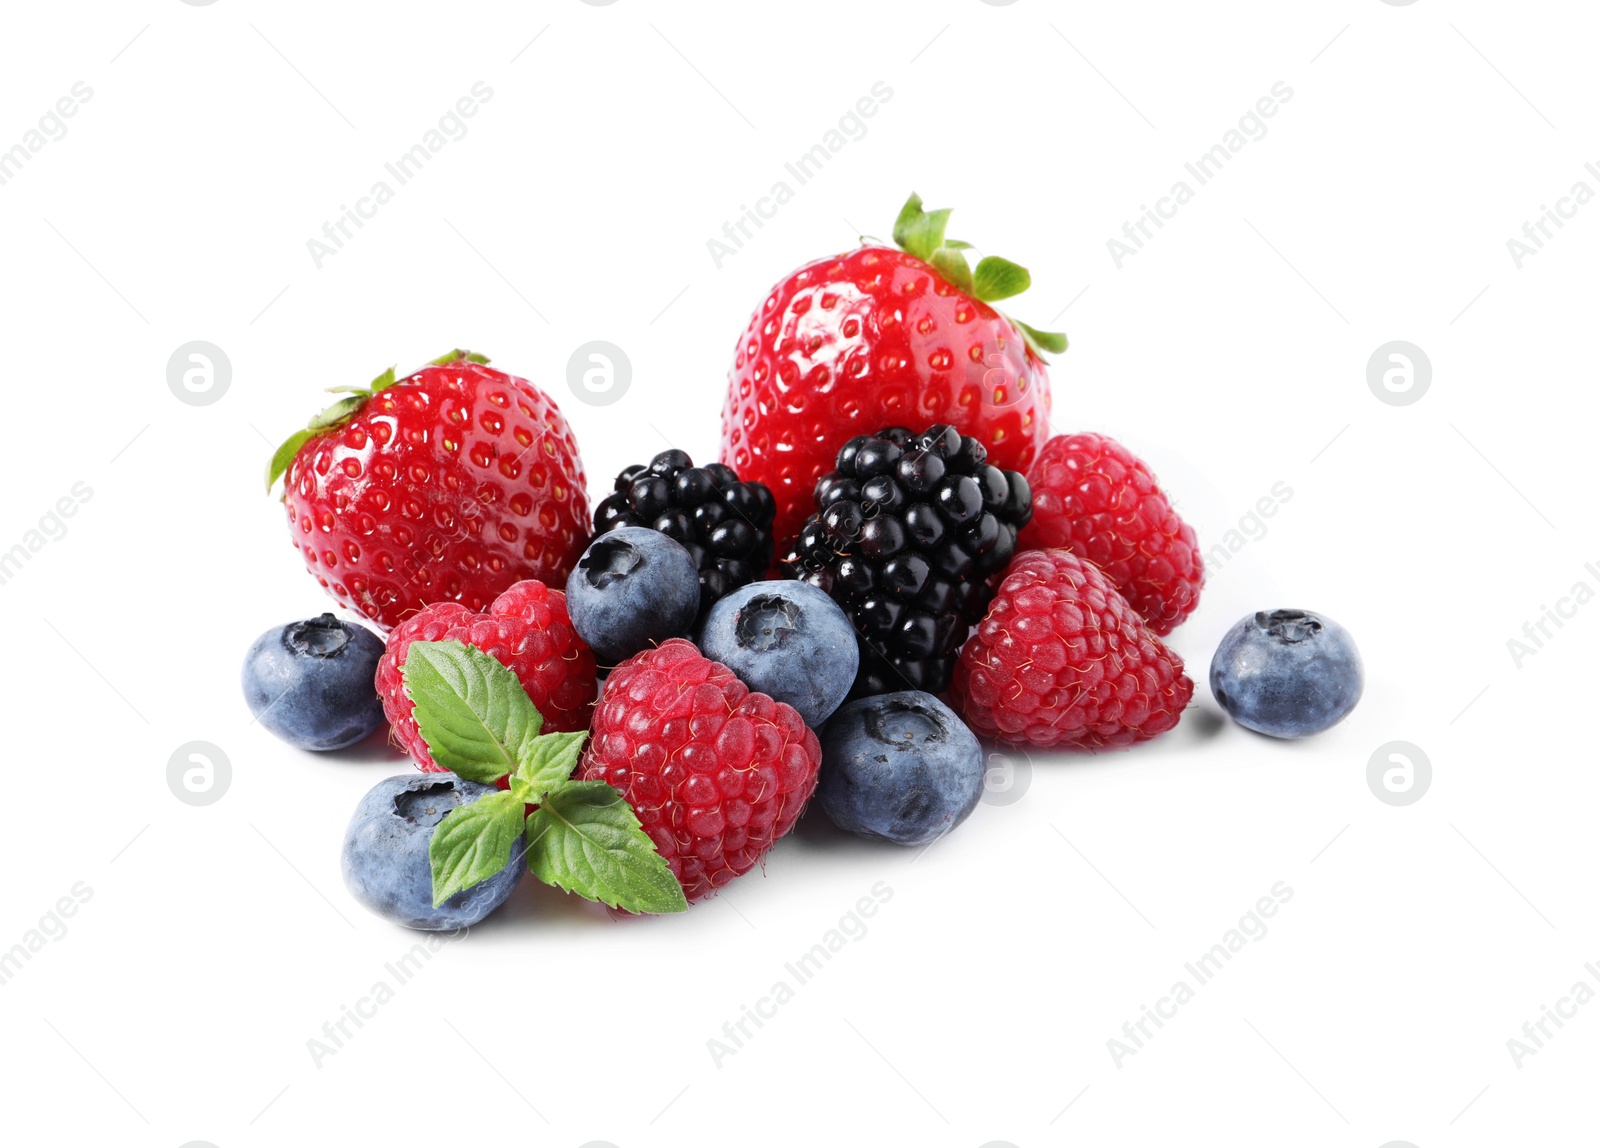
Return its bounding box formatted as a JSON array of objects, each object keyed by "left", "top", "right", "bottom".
[
  {"left": 891, "top": 192, "right": 1068, "bottom": 360},
  {"left": 263, "top": 350, "right": 489, "bottom": 493},
  {"left": 429, "top": 349, "right": 490, "bottom": 366},
  {"left": 265, "top": 364, "right": 395, "bottom": 493}
]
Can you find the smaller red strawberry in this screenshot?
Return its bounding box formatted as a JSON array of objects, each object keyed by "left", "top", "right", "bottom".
[
  {"left": 580, "top": 639, "right": 820, "bottom": 902},
  {"left": 377, "top": 579, "right": 597, "bottom": 770},
  {"left": 1021, "top": 432, "right": 1202, "bottom": 635},
  {"left": 950, "top": 549, "right": 1192, "bottom": 749},
  {"left": 268, "top": 350, "right": 591, "bottom": 631}
]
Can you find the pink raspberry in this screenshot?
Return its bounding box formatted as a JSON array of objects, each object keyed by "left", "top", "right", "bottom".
[
  {"left": 579, "top": 639, "right": 820, "bottom": 902},
  {"left": 1021, "top": 432, "right": 1203, "bottom": 635},
  {"left": 950, "top": 549, "right": 1193, "bottom": 749},
  {"left": 376, "top": 579, "right": 597, "bottom": 770}
]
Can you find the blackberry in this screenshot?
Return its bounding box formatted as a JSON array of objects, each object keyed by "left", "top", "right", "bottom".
[
  {"left": 593, "top": 450, "right": 776, "bottom": 619},
  {"left": 783, "top": 424, "right": 1032, "bottom": 697}
]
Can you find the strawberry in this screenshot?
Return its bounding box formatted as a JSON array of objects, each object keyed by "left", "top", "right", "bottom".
[
  {"left": 267, "top": 350, "right": 591, "bottom": 631},
  {"left": 721, "top": 193, "right": 1064, "bottom": 552}
]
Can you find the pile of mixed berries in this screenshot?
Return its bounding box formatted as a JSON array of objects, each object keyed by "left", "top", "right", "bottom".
[{"left": 244, "top": 196, "right": 1364, "bottom": 930}]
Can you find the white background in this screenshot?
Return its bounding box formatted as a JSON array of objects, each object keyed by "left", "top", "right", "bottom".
[{"left": 2, "top": 2, "right": 1594, "bottom": 1145}]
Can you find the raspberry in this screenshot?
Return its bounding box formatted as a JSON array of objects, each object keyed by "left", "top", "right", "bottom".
[
  {"left": 377, "top": 579, "right": 597, "bottom": 770},
  {"left": 950, "top": 549, "right": 1193, "bottom": 748},
  {"left": 784, "top": 424, "right": 1032, "bottom": 697},
  {"left": 592, "top": 450, "right": 776, "bottom": 619},
  {"left": 1020, "top": 433, "right": 1203, "bottom": 635},
  {"left": 579, "top": 639, "right": 820, "bottom": 902}
]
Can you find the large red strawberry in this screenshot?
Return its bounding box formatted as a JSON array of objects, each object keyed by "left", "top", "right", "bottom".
[
  {"left": 267, "top": 350, "right": 590, "bottom": 631},
  {"left": 721, "top": 193, "right": 1063, "bottom": 552},
  {"left": 375, "top": 578, "right": 598, "bottom": 770}
]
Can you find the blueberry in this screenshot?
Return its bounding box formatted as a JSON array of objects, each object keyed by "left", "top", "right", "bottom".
[
  {"left": 566, "top": 526, "right": 700, "bottom": 665},
  {"left": 241, "top": 614, "right": 386, "bottom": 751},
  {"left": 1210, "top": 609, "right": 1364, "bottom": 739},
  {"left": 696, "top": 581, "right": 858, "bottom": 728},
  {"left": 817, "top": 691, "right": 984, "bottom": 846},
  {"left": 342, "top": 773, "right": 523, "bottom": 931}
]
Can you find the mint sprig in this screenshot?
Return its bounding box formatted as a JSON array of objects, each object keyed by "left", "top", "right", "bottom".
[
  {"left": 403, "top": 640, "right": 687, "bottom": 915},
  {"left": 890, "top": 192, "right": 1068, "bottom": 360}
]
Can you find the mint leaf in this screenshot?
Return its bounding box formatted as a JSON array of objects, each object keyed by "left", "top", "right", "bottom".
[
  {"left": 265, "top": 428, "right": 315, "bottom": 493},
  {"left": 928, "top": 246, "right": 974, "bottom": 295},
  {"left": 1013, "top": 319, "right": 1068, "bottom": 357},
  {"left": 429, "top": 789, "right": 525, "bottom": 906},
  {"left": 512, "top": 730, "right": 588, "bottom": 799},
  {"left": 525, "top": 782, "right": 687, "bottom": 914},
  {"left": 402, "top": 640, "right": 543, "bottom": 784},
  {"left": 973, "top": 256, "right": 1031, "bottom": 303},
  {"left": 892, "top": 193, "right": 953, "bottom": 262}
]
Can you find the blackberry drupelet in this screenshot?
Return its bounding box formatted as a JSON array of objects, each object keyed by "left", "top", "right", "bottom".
[
  {"left": 592, "top": 450, "right": 776, "bottom": 619},
  {"left": 783, "top": 424, "right": 1032, "bottom": 697}
]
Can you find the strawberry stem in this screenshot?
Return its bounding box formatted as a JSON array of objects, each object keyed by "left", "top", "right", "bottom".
[
  {"left": 265, "top": 352, "right": 482, "bottom": 494},
  {"left": 890, "top": 192, "right": 1068, "bottom": 359}
]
